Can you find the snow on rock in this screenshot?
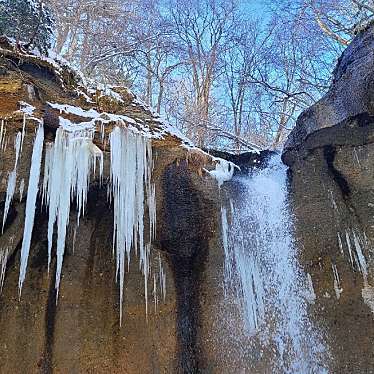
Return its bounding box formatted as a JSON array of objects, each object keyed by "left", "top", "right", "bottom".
[
  {"left": 205, "top": 158, "right": 237, "bottom": 187},
  {"left": 96, "top": 84, "right": 125, "bottom": 103},
  {"left": 47, "top": 102, "right": 100, "bottom": 119}
]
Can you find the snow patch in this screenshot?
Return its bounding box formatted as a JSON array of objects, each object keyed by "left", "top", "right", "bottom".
[{"left": 206, "top": 158, "right": 236, "bottom": 187}]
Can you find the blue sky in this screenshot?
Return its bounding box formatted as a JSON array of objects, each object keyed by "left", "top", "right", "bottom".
[{"left": 239, "top": 0, "right": 271, "bottom": 21}]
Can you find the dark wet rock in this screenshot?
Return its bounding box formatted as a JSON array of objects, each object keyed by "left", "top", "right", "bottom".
[{"left": 206, "top": 149, "right": 276, "bottom": 174}]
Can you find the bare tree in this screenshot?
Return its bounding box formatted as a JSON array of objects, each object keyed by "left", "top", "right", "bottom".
[
  {"left": 169, "top": 0, "right": 238, "bottom": 147},
  {"left": 48, "top": 0, "right": 371, "bottom": 151}
]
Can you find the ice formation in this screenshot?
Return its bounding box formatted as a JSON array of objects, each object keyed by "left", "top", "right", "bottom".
[
  {"left": 206, "top": 158, "right": 236, "bottom": 187},
  {"left": 42, "top": 125, "right": 103, "bottom": 296},
  {"left": 338, "top": 228, "right": 374, "bottom": 311},
  {"left": 0, "top": 102, "right": 170, "bottom": 324},
  {"left": 0, "top": 120, "right": 5, "bottom": 150},
  {"left": 305, "top": 273, "right": 317, "bottom": 304},
  {"left": 221, "top": 203, "right": 264, "bottom": 331},
  {"left": 19, "top": 178, "right": 25, "bottom": 202},
  {"left": 18, "top": 125, "right": 44, "bottom": 293},
  {"left": 0, "top": 247, "right": 9, "bottom": 291},
  {"left": 2, "top": 132, "right": 22, "bottom": 233},
  {"left": 109, "top": 125, "right": 156, "bottom": 323},
  {"left": 332, "top": 264, "right": 343, "bottom": 300},
  {"left": 222, "top": 155, "right": 329, "bottom": 372}
]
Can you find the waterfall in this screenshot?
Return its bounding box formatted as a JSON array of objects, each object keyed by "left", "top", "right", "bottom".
[{"left": 222, "top": 154, "right": 329, "bottom": 373}]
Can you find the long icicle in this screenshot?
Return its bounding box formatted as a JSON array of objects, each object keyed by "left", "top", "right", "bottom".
[
  {"left": 43, "top": 126, "right": 103, "bottom": 298},
  {"left": 18, "top": 124, "right": 44, "bottom": 294},
  {"left": 2, "top": 132, "right": 22, "bottom": 233},
  {"left": 109, "top": 125, "right": 155, "bottom": 325}
]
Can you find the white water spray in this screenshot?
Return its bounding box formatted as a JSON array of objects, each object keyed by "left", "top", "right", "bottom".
[{"left": 222, "top": 155, "right": 329, "bottom": 373}]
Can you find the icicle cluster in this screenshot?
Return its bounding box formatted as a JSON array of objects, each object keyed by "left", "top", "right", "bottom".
[
  {"left": 109, "top": 126, "right": 156, "bottom": 323},
  {"left": 0, "top": 113, "right": 165, "bottom": 323},
  {"left": 39, "top": 126, "right": 103, "bottom": 297}
]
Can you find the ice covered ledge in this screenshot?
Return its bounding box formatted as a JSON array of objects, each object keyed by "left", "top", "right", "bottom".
[{"left": 0, "top": 37, "right": 237, "bottom": 373}]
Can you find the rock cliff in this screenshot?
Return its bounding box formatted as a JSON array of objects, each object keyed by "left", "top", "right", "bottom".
[
  {"left": 1, "top": 22, "right": 374, "bottom": 374},
  {"left": 283, "top": 24, "right": 374, "bottom": 373},
  {"left": 0, "top": 38, "right": 235, "bottom": 373}
]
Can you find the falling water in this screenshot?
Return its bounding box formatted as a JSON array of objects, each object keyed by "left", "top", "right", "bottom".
[{"left": 222, "top": 154, "right": 329, "bottom": 373}]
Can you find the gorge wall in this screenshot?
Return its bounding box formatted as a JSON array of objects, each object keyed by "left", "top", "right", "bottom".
[
  {"left": 0, "top": 23, "right": 373, "bottom": 374},
  {"left": 283, "top": 24, "right": 374, "bottom": 373},
  {"left": 0, "top": 38, "right": 239, "bottom": 373}
]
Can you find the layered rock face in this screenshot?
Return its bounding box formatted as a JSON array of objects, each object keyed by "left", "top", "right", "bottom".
[
  {"left": 1, "top": 23, "right": 374, "bottom": 374},
  {"left": 283, "top": 25, "right": 374, "bottom": 373},
  {"left": 0, "top": 39, "right": 238, "bottom": 373}
]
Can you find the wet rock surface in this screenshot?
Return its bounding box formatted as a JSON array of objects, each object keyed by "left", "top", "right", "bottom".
[
  {"left": 283, "top": 25, "right": 374, "bottom": 374},
  {"left": 1, "top": 24, "right": 374, "bottom": 374},
  {"left": 206, "top": 149, "right": 275, "bottom": 175},
  {"left": 0, "top": 40, "right": 229, "bottom": 373}
]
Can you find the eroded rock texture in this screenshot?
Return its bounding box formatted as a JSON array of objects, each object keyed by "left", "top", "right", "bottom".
[
  {"left": 283, "top": 25, "right": 374, "bottom": 373},
  {"left": 0, "top": 39, "right": 233, "bottom": 373}
]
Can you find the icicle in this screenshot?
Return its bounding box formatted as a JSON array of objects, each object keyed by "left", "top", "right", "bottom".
[
  {"left": 18, "top": 125, "right": 44, "bottom": 294},
  {"left": 20, "top": 114, "right": 26, "bottom": 152},
  {"left": 42, "top": 143, "right": 52, "bottom": 206},
  {"left": 2, "top": 132, "right": 22, "bottom": 233},
  {"left": 305, "top": 273, "right": 316, "bottom": 304},
  {"left": 143, "top": 243, "right": 149, "bottom": 317},
  {"left": 43, "top": 126, "right": 102, "bottom": 295},
  {"left": 72, "top": 226, "right": 78, "bottom": 254},
  {"left": 158, "top": 252, "right": 166, "bottom": 301},
  {"left": 153, "top": 272, "right": 158, "bottom": 312},
  {"left": 19, "top": 179, "right": 25, "bottom": 202},
  {"left": 337, "top": 232, "right": 344, "bottom": 255},
  {"left": 0, "top": 120, "right": 4, "bottom": 150},
  {"left": 332, "top": 264, "right": 343, "bottom": 300},
  {"left": 109, "top": 125, "right": 155, "bottom": 325},
  {"left": 352, "top": 230, "right": 368, "bottom": 277},
  {"left": 345, "top": 231, "right": 354, "bottom": 266},
  {"left": 0, "top": 247, "right": 9, "bottom": 291}
]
